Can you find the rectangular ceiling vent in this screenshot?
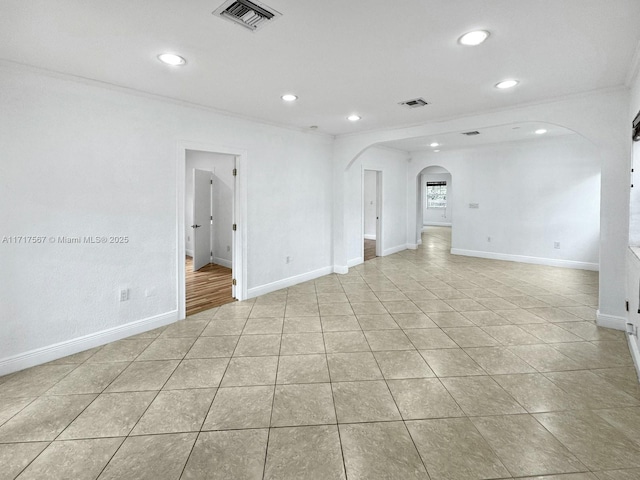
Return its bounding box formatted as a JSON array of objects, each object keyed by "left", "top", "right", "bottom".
[
  {"left": 399, "top": 98, "right": 429, "bottom": 108},
  {"left": 213, "top": 0, "right": 281, "bottom": 32},
  {"left": 461, "top": 131, "right": 481, "bottom": 136}
]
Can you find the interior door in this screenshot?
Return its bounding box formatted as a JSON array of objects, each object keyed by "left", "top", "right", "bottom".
[{"left": 192, "top": 168, "right": 212, "bottom": 271}]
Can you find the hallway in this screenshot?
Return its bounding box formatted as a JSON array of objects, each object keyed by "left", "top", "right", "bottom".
[{"left": 0, "top": 227, "right": 638, "bottom": 479}]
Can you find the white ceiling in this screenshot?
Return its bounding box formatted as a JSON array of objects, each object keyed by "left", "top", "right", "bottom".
[{"left": 1, "top": 0, "right": 639, "bottom": 136}]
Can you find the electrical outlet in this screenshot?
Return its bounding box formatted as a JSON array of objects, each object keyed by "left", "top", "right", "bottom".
[
  {"left": 554, "top": 242, "right": 560, "bottom": 249},
  {"left": 119, "top": 288, "right": 129, "bottom": 302},
  {"left": 187, "top": 236, "right": 190, "bottom": 242},
  {"left": 487, "top": 236, "right": 491, "bottom": 243},
  {"left": 227, "top": 245, "right": 231, "bottom": 252},
  {"left": 469, "top": 203, "right": 479, "bottom": 209},
  {"left": 286, "top": 256, "right": 292, "bottom": 264}
]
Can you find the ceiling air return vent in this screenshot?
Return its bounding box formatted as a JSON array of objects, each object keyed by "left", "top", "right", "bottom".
[
  {"left": 213, "top": 0, "right": 281, "bottom": 32},
  {"left": 461, "top": 131, "right": 481, "bottom": 136},
  {"left": 399, "top": 98, "right": 429, "bottom": 108}
]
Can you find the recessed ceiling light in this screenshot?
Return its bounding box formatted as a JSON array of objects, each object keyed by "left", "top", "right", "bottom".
[
  {"left": 459, "top": 30, "right": 490, "bottom": 46},
  {"left": 347, "top": 114, "right": 361, "bottom": 122},
  {"left": 157, "top": 53, "right": 186, "bottom": 66},
  {"left": 282, "top": 94, "right": 297, "bottom": 102},
  {"left": 430, "top": 142, "right": 439, "bottom": 147},
  {"left": 535, "top": 129, "right": 548, "bottom": 135},
  {"left": 495, "top": 79, "right": 519, "bottom": 89}
]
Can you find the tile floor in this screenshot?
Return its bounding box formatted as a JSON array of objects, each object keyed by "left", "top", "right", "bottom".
[{"left": 1, "top": 227, "right": 640, "bottom": 479}]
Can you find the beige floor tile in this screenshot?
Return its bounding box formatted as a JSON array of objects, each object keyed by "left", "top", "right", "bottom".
[
  {"left": 15, "top": 438, "right": 122, "bottom": 480},
  {"left": 264, "top": 425, "right": 345, "bottom": 480},
  {"left": 280, "top": 333, "right": 325, "bottom": 354},
  {"left": 427, "top": 311, "right": 475, "bottom": 328},
  {"left": 220, "top": 356, "right": 278, "bottom": 386},
  {"left": 0, "top": 396, "right": 35, "bottom": 425},
  {"left": 560, "top": 306, "right": 597, "bottom": 321},
  {"left": 132, "top": 388, "right": 215, "bottom": 435},
  {"left": 445, "top": 298, "right": 486, "bottom": 312},
  {"left": 317, "top": 292, "right": 349, "bottom": 304},
  {"left": 443, "top": 327, "right": 501, "bottom": 347},
  {"left": 414, "top": 300, "right": 454, "bottom": 313},
  {"left": 356, "top": 314, "right": 400, "bottom": 330},
  {"left": 594, "top": 407, "right": 640, "bottom": 446},
  {"left": 493, "top": 373, "right": 580, "bottom": 413},
  {"left": 519, "top": 324, "right": 583, "bottom": 343},
  {"left": 44, "top": 362, "right": 128, "bottom": 395},
  {"left": 462, "top": 310, "right": 512, "bottom": 326},
  {"left": 163, "top": 358, "right": 229, "bottom": 390},
  {"left": 381, "top": 301, "right": 421, "bottom": 314},
  {"left": 595, "top": 469, "right": 640, "bottom": 479},
  {"left": 346, "top": 291, "right": 381, "bottom": 302},
  {"left": 430, "top": 288, "right": 469, "bottom": 300},
  {"left": 527, "top": 307, "right": 581, "bottom": 323},
  {"left": 242, "top": 318, "right": 284, "bottom": 334},
  {"left": 496, "top": 308, "right": 547, "bottom": 324},
  {"left": 391, "top": 312, "right": 438, "bottom": 329},
  {"left": 287, "top": 293, "right": 319, "bottom": 305},
  {"left": 249, "top": 304, "right": 285, "bottom": 318},
  {"left": 534, "top": 410, "right": 640, "bottom": 470},
  {"left": 519, "top": 474, "right": 597, "bottom": 480},
  {"left": 0, "top": 443, "right": 48, "bottom": 480},
  {"left": 136, "top": 337, "right": 196, "bottom": 361},
  {"left": 340, "top": 422, "right": 429, "bottom": 479},
  {"left": 471, "top": 414, "right": 586, "bottom": 477},
  {"left": 375, "top": 290, "right": 411, "bottom": 301},
  {"left": 465, "top": 346, "right": 536, "bottom": 374},
  {"left": 420, "top": 348, "right": 486, "bottom": 377},
  {"left": 185, "top": 336, "right": 238, "bottom": 359},
  {"left": 319, "top": 303, "right": 354, "bottom": 316},
  {"left": 285, "top": 303, "right": 321, "bottom": 317},
  {"left": 0, "top": 394, "right": 95, "bottom": 442},
  {"left": 60, "top": 391, "right": 155, "bottom": 439},
  {"left": 202, "top": 386, "right": 273, "bottom": 430},
  {"left": 323, "top": 331, "right": 371, "bottom": 353},
  {"left": 387, "top": 378, "right": 463, "bottom": 419},
  {"left": 556, "top": 322, "right": 623, "bottom": 342},
  {"left": 320, "top": 315, "right": 361, "bottom": 331},
  {"left": 332, "top": 380, "right": 401, "bottom": 423},
  {"left": 591, "top": 367, "right": 640, "bottom": 400},
  {"left": 234, "top": 334, "right": 281, "bottom": 356},
  {"left": 404, "top": 328, "right": 457, "bottom": 349},
  {"left": 507, "top": 345, "right": 582, "bottom": 372},
  {"left": 159, "top": 320, "right": 208, "bottom": 338},
  {"left": 276, "top": 354, "right": 330, "bottom": 384},
  {"left": 441, "top": 376, "right": 526, "bottom": 416},
  {"left": 350, "top": 302, "right": 388, "bottom": 315},
  {"left": 534, "top": 295, "right": 582, "bottom": 307},
  {"left": 327, "top": 352, "right": 383, "bottom": 381},
  {"left": 544, "top": 370, "right": 639, "bottom": 409},
  {"left": 271, "top": 383, "right": 336, "bottom": 426},
  {"left": 282, "top": 316, "right": 322, "bottom": 333},
  {"left": 104, "top": 360, "right": 179, "bottom": 392},
  {"left": 201, "top": 318, "right": 247, "bottom": 336},
  {"left": 406, "top": 417, "right": 510, "bottom": 480},
  {"left": 99, "top": 433, "right": 197, "bottom": 480},
  {"left": 553, "top": 342, "right": 632, "bottom": 369},
  {"left": 364, "top": 330, "right": 414, "bottom": 351},
  {"left": 373, "top": 350, "right": 434, "bottom": 379},
  {"left": 481, "top": 325, "right": 541, "bottom": 345},
  {"left": 503, "top": 295, "right": 551, "bottom": 308},
  {"left": 214, "top": 305, "right": 252, "bottom": 320},
  {"left": 87, "top": 339, "right": 153, "bottom": 363}
]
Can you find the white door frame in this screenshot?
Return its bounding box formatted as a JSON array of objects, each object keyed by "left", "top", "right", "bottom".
[
  {"left": 177, "top": 141, "right": 248, "bottom": 319},
  {"left": 362, "top": 168, "right": 383, "bottom": 261}
]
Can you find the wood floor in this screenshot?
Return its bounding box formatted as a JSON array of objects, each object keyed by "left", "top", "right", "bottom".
[
  {"left": 364, "top": 238, "right": 377, "bottom": 261},
  {"left": 186, "top": 256, "right": 235, "bottom": 316}
]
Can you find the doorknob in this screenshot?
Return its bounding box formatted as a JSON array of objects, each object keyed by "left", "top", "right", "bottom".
[{"left": 191, "top": 224, "right": 201, "bottom": 229}]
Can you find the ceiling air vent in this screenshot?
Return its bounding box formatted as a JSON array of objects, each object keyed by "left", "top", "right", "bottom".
[
  {"left": 213, "top": 0, "right": 281, "bottom": 32},
  {"left": 461, "top": 131, "right": 481, "bottom": 136},
  {"left": 399, "top": 98, "right": 429, "bottom": 108}
]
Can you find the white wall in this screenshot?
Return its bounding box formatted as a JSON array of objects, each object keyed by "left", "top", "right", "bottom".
[
  {"left": 0, "top": 65, "right": 333, "bottom": 373},
  {"left": 345, "top": 146, "right": 409, "bottom": 266},
  {"left": 185, "top": 150, "right": 234, "bottom": 267},
  {"left": 422, "top": 168, "right": 452, "bottom": 226},
  {"left": 411, "top": 134, "right": 601, "bottom": 268},
  {"left": 629, "top": 70, "right": 640, "bottom": 246},
  {"left": 363, "top": 170, "right": 377, "bottom": 239}
]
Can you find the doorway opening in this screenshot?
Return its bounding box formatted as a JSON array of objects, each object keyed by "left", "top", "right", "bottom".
[
  {"left": 177, "top": 142, "right": 247, "bottom": 319},
  {"left": 363, "top": 169, "right": 382, "bottom": 261}
]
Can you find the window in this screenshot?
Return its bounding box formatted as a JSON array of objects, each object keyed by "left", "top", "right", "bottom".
[{"left": 426, "top": 181, "right": 447, "bottom": 209}]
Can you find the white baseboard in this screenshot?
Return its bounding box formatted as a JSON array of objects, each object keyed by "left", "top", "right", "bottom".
[
  {"left": 407, "top": 244, "right": 418, "bottom": 250},
  {"left": 450, "top": 249, "right": 599, "bottom": 271},
  {"left": 364, "top": 234, "right": 376, "bottom": 240},
  {"left": 213, "top": 256, "right": 232, "bottom": 268},
  {"left": 383, "top": 244, "right": 408, "bottom": 256},
  {"left": 423, "top": 222, "right": 452, "bottom": 227},
  {"left": 0, "top": 310, "right": 179, "bottom": 376},
  {"left": 596, "top": 311, "right": 626, "bottom": 331},
  {"left": 185, "top": 249, "right": 194, "bottom": 258},
  {"left": 333, "top": 265, "right": 348, "bottom": 274},
  {"left": 347, "top": 257, "right": 364, "bottom": 268},
  {"left": 247, "top": 266, "right": 334, "bottom": 298}
]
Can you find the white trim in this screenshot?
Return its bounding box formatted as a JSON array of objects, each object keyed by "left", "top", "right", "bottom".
[
  {"left": 450, "top": 248, "right": 599, "bottom": 271},
  {"left": 247, "top": 266, "right": 334, "bottom": 298},
  {"left": 364, "top": 234, "right": 376, "bottom": 240},
  {"left": 348, "top": 257, "right": 364, "bottom": 268},
  {"left": 596, "top": 311, "right": 626, "bottom": 331},
  {"left": 383, "top": 244, "right": 408, "bottom": 256},
  {"left": 185, "top": 249, "right": 194, "bottom": 258},
  {"left": 177, "top": 141, "right": 248, "bottom": 320},
  {"left": 423, "top": 222, "right": 452, "bottom": 227},
  {"left": 0, "top": 311, "right": 178, "bottom": 376},
  {"left": 213, "top": 256, "right": 233, "bottom": 268},
  {"left": 333, "top": 265, "right": 349, "bottom": 274},
  {"left": 406, "top": 244, "right": 419, "bottom": 250}
]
